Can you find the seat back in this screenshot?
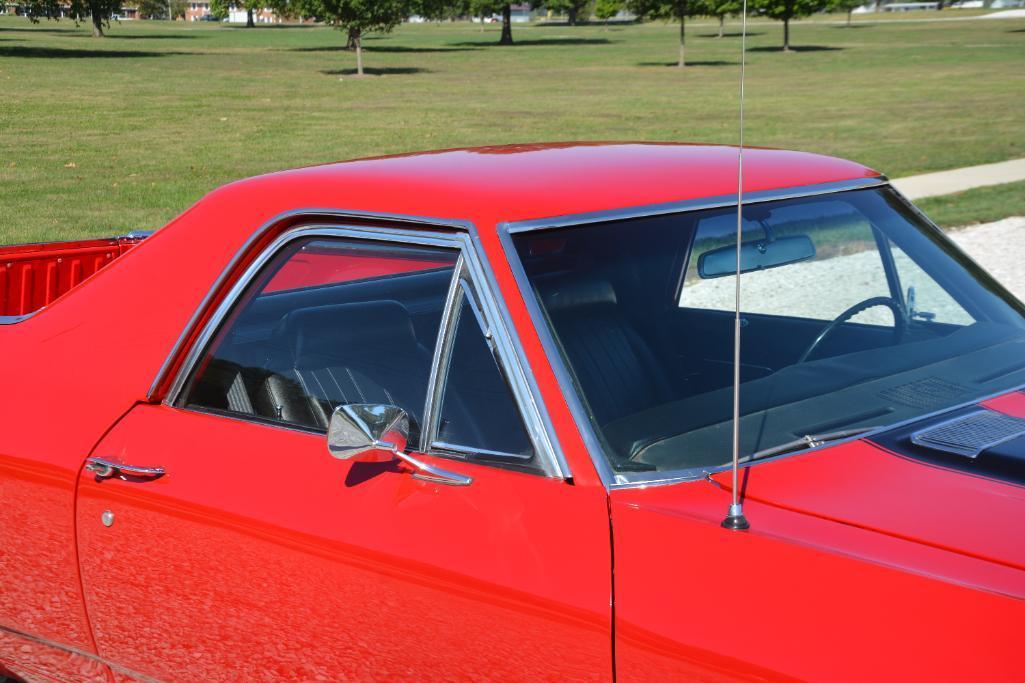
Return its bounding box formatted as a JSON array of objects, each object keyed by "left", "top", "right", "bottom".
[
  {"left": 540, "top": 276, "right": 673, "bottom": 426},
  {"left": 266, "top": 300, "right": 433, "bottom": 434}
]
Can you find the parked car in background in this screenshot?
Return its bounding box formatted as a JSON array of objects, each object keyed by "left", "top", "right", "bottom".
[{"left": 1, "top": 143, "right": 1022, "bottom": 681}]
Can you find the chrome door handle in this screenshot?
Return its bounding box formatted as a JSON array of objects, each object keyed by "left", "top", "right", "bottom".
[{"left": 85, "top": 457, "right": 165, "bottom": 480}]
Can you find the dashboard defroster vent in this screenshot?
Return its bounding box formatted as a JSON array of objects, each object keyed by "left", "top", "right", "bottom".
[{"left": 910, "top": 409, "right": 1025, "bottom": 459}]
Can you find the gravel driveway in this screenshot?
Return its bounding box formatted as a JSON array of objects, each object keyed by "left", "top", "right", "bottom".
[
  {"left": 684, "top": 216, "right": 1025, "bottom": 323},
  {"left": 948, "top": 216, "right": 1025, "bottom": 302}
]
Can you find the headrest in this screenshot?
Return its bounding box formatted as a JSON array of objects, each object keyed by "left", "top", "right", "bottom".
[
  {"left": 285, "top": 300, "right": 419, "bottom": 363},
  {"left": 539, "top": 275, "right": 618, "bottom": 313}
]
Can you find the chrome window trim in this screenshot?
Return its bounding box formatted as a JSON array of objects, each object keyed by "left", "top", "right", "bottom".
[
  {"left": 432, "top": 440, "right": 534, "bottom": 463},
  {"left": 146, "top": 207, "right": 474, "bottom": 402},
  {"left": 504, "top": 177, "right": 889, "bottom": 234},
  {"left": 497, "top": 177, "right": 918, "bottom": 490},
  {"left": 163, "top": 221, "right": 569, "bottom": 480},
  {"left": 421, "top": 255, "right": 466, "bottom": 452}
]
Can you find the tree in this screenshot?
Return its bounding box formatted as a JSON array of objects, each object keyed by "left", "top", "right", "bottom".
[
  {"left": 630, "top": 0, "right": 702, "bottom": 67},
  {"left": 545, "top": 0, "right": 590, "bottom": 24},
  {"left": 829, "top": 0, "right": 860, "bottom": 25},
  {"left": 299, "top": 0, "right": 410, "bottom": 75},
  {"left": 751, "top": 0, "right": 829, "bottom": 50},
  {"left": 210, "top": 0, "right": 230, "bottom": 18},
  {"left": 703, "top": 0, "right": 742, "bottom": 37},
  {"left": 21, "top": 0, "right": 122, "bottom": 36},
  {"left": 467, "top": 1, "right": 517, "bottom": 44},
  {"left": 137, "top": 0, "right": 168, "bottom": 18},
  {"left": 594, "top": 0, "right": 622, "bottom": 24}
]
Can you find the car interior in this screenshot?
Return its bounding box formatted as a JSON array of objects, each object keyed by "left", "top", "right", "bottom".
[
  {"left": 182, "top": 241, "right": 537, "bottom": 470},
  {"left": 514, "top": 189, "right": 1025, "bottom": 475}
]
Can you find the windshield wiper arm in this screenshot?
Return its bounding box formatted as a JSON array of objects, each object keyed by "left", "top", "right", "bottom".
[{"left": 752, "top": 427, "right": 879, "bottom": 460}]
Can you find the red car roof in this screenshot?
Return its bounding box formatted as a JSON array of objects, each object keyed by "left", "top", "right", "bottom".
[{"left": 213, "top": 142, "right": 881, "bottom": 228}]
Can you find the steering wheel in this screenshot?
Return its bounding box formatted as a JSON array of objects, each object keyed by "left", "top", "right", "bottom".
[{"left": 797, "top": 296, "right": 907, "bottom": 364}]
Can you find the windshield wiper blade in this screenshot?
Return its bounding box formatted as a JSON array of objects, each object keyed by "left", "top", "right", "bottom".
[{"left": 752, "top": 427, "right": 879, "bottom": 460}]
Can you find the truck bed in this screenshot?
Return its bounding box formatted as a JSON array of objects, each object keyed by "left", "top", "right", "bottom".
[{"left": 0, "top": 233, "right": 149, "bottom": 318}]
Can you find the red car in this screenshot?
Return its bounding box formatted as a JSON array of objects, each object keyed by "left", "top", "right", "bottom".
[{"left": 1, "top": 143, "right": 1023, "bottom": 682}]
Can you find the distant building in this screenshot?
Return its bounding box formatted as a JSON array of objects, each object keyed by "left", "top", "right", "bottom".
[
  {"left": 185, "top": 1, "right": 211, "bottom": 21},
  {"left": 226, "top": 4, "right": 282, "bottom": 23}
]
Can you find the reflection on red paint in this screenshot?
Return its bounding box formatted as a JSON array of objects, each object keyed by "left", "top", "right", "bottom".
[{"left": 263, "top": 251, "right": 450, "bottom": 293}]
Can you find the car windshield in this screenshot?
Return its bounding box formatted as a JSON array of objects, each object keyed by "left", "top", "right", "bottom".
[{"left": 512, "top": 187, "right": 1025, "bottom": 482}]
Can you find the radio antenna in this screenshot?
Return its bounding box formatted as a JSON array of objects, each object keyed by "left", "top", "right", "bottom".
[{"left": 722, "top": 0, "right": 751, "bottom": 531}]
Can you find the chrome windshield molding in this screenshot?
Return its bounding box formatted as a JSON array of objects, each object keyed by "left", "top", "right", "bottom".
[
  {"left": 608, "top": 381, "right": 1025, "bottom": 489},
  {"left": 421, "top": 256, "right": 466, "bottom": 452},
  {"left": 504, "top": 176, "right": 888, "bottom": 234},
  {"left": 162, "top": 218, "right": 569, "bottom": 480},
  {"left": 464, "top": 226, "right": 572, "bottom": 481},
  {"left": 0, "top": 313, "right": 35, "bottom": 325},
  {"left": 499, "top": 177, "right": 904, "bottom": 491},
  {"left": 146, "top": 207, "right": 473, "bottom": 402}
]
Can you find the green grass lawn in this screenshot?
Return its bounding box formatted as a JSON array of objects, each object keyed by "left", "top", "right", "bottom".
[
  {"left": 918, "top": 180, "right": 1025, "bottom": 229},
  {"left": 1, "top": 12, "right": 1023, "bottom": 243}
]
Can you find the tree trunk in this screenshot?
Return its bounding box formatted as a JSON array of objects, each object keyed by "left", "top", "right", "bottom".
[
  {"left": 847, "top": 9, "right": 852, "bottom": 25},
  {"left": 718, "top": 14, "right": 724, "bottom": 38},
  {"left": 568, "top": 6, "right": 578, "bottom": 25},
  {"left": 91, "top": 12, "right": 104, "bottom": 36},
  {"left": 480, "top": 15, "right": 485, "bottom": 32},
  {"left": 782, "top": 17, "right": 790, "bottom": 51},
  {"left": 246, "top": 7, "right": 254, "bottom": 27},
  {"left": 354, "top": 30, "right": 364, "bottom": 76},
  {"left": 346, "top": 27, "right": 358, "bottom": 49},
  {"left": 499, "top": 4, "right": 513, "bottom": 44},
  {"left": 677, "top": 15, "right": 686, "bottom": 67}
]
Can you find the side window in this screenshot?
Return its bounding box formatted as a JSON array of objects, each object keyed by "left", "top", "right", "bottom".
[
  {"left": 433, "top": 289, "right": 537, "bottom": 465},
  {"left": 679, "top": 202, "right": 895, "bottom": 325},
  {"left": 180, "top": 237, "right": 458, "bottom": 445}
]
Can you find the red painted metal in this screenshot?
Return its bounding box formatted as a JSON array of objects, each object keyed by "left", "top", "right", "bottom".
[
  {"left": 0, "top": 235, "right": 145, "bottom": 317},
  {"left": 263, "top": 251, "right": 451, "bottom": 292},
  {"left": 76, "top": 405, "right": 612, "bottom": 681},
  {"left": 1, "top": 144, "right": 1021, "bottom": 679},
  {"left": 980, "top": 391, "right": 1025, "bottom": 419}
]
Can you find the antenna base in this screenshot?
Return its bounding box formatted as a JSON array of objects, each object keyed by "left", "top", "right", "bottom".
[{"left": 721, "top": 503, "right": 750, "bottom": 531}]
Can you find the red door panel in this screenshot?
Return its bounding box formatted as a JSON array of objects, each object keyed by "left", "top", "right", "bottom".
[
  {"left": 0, "top": 454, "right": 109, "bottom": 682},
  {"left": 611, "top": 483, "right": 1025, "bottom": 682},
  {"left": 76, "top": 405, "right": 611, "bottom": 681}
]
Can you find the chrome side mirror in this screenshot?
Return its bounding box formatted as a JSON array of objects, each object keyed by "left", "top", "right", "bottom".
[
  {"left": 327, "top": 404, "right": 472, "bottom": 486},
  {"left": 328, "top": 403, "right": 409, "bottom": 462}
]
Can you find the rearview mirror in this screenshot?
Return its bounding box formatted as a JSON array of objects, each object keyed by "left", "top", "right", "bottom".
[
  {"left": 326, "top": 403, "right": 473, "bottom": 486},
  {"left": 327, "top": 403, "right": 408, "bottom": 462},
  {"left": 698, "top": 235, "right": 816, "bottom": 279}
]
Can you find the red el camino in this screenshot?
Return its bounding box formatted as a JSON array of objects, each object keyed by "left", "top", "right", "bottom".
[{"left": 1, "top": 143, "right": 1023, "bottom": 682}]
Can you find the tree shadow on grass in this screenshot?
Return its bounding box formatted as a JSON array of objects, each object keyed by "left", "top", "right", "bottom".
[
  {"left": 697, "top": 31, "right": 765, "bottom": 38},
  {"left": 0, "top": 25, "right": 83, "bottom": 34},
  {"left": 225, "top": 23, "right": 319, "bottom": 29},
  {"left": 746, "top": 45, "right": 844, "bottom": 52},
  {"left": 0, "top": 45, "right": 191, "bottom": 58},
  {"left": 637, "top": 60, "right": 736, "bottom": 67},
  {"left": 287, "top": 44, "right": 477, "bottom": 53},
  {"left": 320, "top": 66, "right": 430, "bottom": 76},
  {"left": 1008, "top": 28, "right": 1025, "bottom": 33},
  {"left": 74, "top": 33, "right": 199, "bottom": 39},
  {"left": 449, "top": 37, "right": 612, "bottom": 47}
]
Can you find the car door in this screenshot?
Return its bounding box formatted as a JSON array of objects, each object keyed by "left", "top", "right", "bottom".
[{"left": 74, "top": 225, "right": 613, "bottom": 681}]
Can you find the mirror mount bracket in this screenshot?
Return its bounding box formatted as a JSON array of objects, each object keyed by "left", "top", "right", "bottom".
[{"left": 328, "top": 404, "right": 473, "bottom": 487}]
